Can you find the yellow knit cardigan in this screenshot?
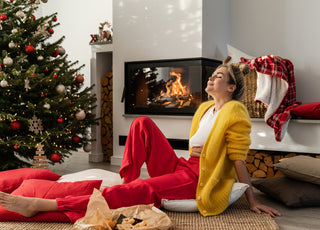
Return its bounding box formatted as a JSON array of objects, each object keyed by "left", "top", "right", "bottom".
[{"left": 189, "top": 100, "right": 251, "bottom": 216}]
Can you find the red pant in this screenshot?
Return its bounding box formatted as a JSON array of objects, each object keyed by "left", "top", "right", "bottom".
[{"left": 57, "top": 117, "right": 199, "bottom": 223}]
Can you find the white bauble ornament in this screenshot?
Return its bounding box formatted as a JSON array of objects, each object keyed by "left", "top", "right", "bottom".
[
  {"left": 37, "top": 55, "right": 44, "bottom": 61},
  {"left": 3, "top": 57, "right": 13, "bottom": 67},
  {"left": 83, "top": 144, "right": 92, "bottom": 152},
  {"left": 75, "top": 110, "right": 86, "bottom": 120},
  {"left": 16, "top": 11, "right": 26, "bottom": 20},
  {"left": 56, "top": 84, "right": 65, "bottom": 94},
  {"left": 11, "top": 28, "right": 18, "bottom": 34},
  {"left": 0, "top": 79, "right": 8, "bottom": 87},
  {"left": 43, "top": 102, "right": 51, "bottom": 109},
  {"left": 58, "top": 47, "right": 66, "bottom": 56},
  {"left": 8, "top": 42, "right": 16, "bottom": 49}
]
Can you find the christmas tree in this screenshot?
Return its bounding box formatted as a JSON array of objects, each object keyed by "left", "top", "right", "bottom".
[{"left": 0, "top": 0, "right": 98, "bottom": 170}]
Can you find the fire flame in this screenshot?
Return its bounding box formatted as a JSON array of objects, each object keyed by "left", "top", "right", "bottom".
[{"left": 160, "top": 72, "right": 192, "bottom": 108}]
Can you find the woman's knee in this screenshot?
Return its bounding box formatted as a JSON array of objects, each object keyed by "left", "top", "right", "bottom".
[{"left": 131, "top": 116, "right": 154, "bottom": 128}]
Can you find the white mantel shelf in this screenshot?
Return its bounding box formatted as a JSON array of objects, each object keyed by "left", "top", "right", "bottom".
[{"left": 250, "top": 118, "right": 320, "bottom": 154}]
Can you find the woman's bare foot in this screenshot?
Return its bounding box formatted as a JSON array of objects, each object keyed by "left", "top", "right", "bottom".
[{"left": 0, "top": 191, "right": 39, "bottom": 217}]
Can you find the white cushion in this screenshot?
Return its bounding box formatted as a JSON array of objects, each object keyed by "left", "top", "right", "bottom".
[
  {"left": 227, "top": 44, "right": 254, "bottom": 63},
  {"left": 161, "top": 182, "right": 249, "bottom": 212},
  {"left": 57, "top": 168, "right": 122, "bottom": 191}
]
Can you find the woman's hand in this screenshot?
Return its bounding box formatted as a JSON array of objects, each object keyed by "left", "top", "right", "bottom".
[
  {"left": 233, "top": 160, "right": 281, "bottom": 217},
  {"left": 250, "top": 201, "right": 281, "bottom": 217},
  {"left": 190, "top": 146, "right": 203, "bottom": 157}
]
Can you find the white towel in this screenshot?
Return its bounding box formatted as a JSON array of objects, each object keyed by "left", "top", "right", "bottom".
[{"left": 255, "top": 72, "right": 288, "bottom": 122}]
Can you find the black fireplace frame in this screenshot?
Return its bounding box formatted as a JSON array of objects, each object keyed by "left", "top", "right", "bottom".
[{"left": 124, "top": 57, "right": 222, "bottom": 116}]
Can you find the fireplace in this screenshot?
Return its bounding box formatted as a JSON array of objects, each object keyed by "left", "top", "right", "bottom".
[{"left": 124, "top": 58, "right": 222, "bottom": 116}]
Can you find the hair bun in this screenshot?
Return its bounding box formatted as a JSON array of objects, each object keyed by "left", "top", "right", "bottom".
[{"left": 238, "top": 63, "right": 250, "bottom": 76}]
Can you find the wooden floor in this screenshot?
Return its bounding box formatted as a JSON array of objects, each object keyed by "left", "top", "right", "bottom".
[{"left": 49, "top": 151, "right": 320, "bottom": 230}]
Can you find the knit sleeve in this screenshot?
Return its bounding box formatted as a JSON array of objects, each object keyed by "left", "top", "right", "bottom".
[{"left": 225, "top": 104, "right": 251, "bottom": 161}]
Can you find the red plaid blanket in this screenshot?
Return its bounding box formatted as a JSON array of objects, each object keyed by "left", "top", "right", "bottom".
[{"left": 241, "top": 55, "right": 301, "bottom": 141}]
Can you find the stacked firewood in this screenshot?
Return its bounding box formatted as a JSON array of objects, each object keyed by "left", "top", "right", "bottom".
[
  {"left": 101, "top": 72, "right": 113, "bottom": 162},
  {"left": 246, "top": 150, "right": 320, "bottom": 178}
]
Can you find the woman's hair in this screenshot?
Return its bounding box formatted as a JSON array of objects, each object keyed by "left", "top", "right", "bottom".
[{"left": 209, "top": 63, "right": 249, "bottom": 101}]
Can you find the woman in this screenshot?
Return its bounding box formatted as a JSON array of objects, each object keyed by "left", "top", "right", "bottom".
[{"left": 0, "top": 63, "right": 280, "bottom": 222}]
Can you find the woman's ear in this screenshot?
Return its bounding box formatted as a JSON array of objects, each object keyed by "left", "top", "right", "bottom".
[{"left": 228, "top": 84, "right": 236, "bottom": 93}]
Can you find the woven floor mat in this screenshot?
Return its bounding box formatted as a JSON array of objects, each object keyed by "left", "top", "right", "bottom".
[
  {"left": 0, "top": 222, "right": 73, "bottom": 230},
  {"left": 0, "top": 196, "right": 279, "bottom": 230},
  {"left": 165, "top": 196, "right": 279, "bottom": 230}
]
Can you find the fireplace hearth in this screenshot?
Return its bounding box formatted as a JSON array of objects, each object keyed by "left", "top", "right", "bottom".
[{"left": 124, "top": 58, "right": 221, "bottom": 116}]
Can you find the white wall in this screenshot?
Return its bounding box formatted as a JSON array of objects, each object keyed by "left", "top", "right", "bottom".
[
  {"left": 111, "top": 0, "right": 230, "bottom": 165},
  {"left": 230, "top": 0, "right": 320, "bottom": 103},
  {"left": 38, "top": 0, "right": 113, "bottom": 88},
  {"left": 202, "top": 0, "right": 230, "bottom": 60}
]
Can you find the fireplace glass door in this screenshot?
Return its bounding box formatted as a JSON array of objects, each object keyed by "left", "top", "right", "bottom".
[{"left": 124, "top": 58, "right": 221, "bottom": 116}]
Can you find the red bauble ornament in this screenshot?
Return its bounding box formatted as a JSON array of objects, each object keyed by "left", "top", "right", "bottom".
[
  {"left": 25, "top": 45, "right": 35, "bottom": 54},
  {"left": 50, "top": 152, "right": 61, "bottom": 162},
  {"left": 0, "top": 14, "right": 7, "bottom": 21},
  {"left": 72, "top": 135, "right": 80, "bottom": 143},
  {"left": 75, "top": 75, "right": 84, "bottom": 83},
  {"left": 57, "top": 118, "right": 63, "bottom": 123},
  {"left": 40, "top": 93, "right": 45, "bottom": 97},
  {"left": 52, "top": 49, "right": 59, "bottom": 57},
  {"left": 48, "top": 28, "right": 54, "bottom": 34},
  {"left": 45, "top": 67, "right": 49, "bottom": 72},
  {"left": 10, "top": 121, "right": 21, "bottom": 130},
  {"left": 53, "top": 74, "right": 57, "bottom": 78},
  {"left": 14, "top": 145, "right": 19, "bottom": 150},
  {"left": 52, "top": 16, "right": 57, "bottom": 22}
]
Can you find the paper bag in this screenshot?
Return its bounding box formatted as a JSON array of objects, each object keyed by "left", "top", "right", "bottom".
[{"left": 72, "top": 188, "right": 173, "bottom": 230}]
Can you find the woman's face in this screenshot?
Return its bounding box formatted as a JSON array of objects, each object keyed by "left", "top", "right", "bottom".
[{"left": 205, "top": 66, "right": 235, "bottom": 98}]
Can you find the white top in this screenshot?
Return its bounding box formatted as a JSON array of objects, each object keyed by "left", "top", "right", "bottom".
[{"left": 189, "top": 106, "right": 220, "bottom": 147}]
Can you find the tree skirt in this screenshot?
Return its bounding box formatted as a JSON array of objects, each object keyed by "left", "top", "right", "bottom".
[{"left": 0, "top": 196, "right": 278, "bottom": 230}]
